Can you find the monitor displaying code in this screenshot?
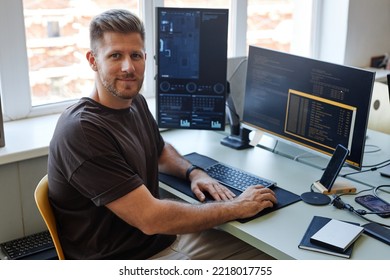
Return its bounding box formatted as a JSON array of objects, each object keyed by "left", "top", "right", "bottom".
[{"left": 242, "top": 46, "right": 375, "bottom": 169}]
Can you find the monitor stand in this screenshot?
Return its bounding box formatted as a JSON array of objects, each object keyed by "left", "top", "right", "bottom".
[
  {"left": 220, "top": 81, "right": 253, "bottom": 150},
  {"left": 221, "top": 126, "right": 252, "bottom": 150}
]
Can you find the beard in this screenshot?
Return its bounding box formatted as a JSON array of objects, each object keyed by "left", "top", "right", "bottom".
[{"left": 99, "top": 71, "right": 144, "bottom": 101}]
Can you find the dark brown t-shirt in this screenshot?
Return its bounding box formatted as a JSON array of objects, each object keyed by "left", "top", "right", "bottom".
[{"left": 48, "top": 95, "right": 175, "bottom": 259}]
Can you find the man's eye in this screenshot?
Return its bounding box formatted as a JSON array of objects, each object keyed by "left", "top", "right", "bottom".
[
  {"left": 131, "top": 53, "right": 143, "bottom": 60},
  {"left": 111, "top": 53, "right": 121, "bottom": 59}
]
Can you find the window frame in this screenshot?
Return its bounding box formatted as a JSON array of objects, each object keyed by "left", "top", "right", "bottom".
[{"left": 0, "top": 0, "right": 319, "bottom": 122}]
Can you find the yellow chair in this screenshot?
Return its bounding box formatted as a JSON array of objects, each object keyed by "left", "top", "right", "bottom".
[{"left": 34, "top": 174, "right": 65, "bottom": 260}]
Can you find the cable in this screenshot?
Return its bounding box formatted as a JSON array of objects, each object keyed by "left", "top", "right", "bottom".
[
  {"left": 331, "top": 196, "right": 390, "bottom": 228},
  {"left": 341, "top": 168, "right": 376, "bottom": 177},
  {"left": 341, "top": 160, "right": 390, "bottom": 177},
  {"left": 364, "top": 144, "right": 381, "bottom": 154},
  {"left": 361, "top": 159, "right": 390, "bottom": 169},
  {"left": 227, "top": 57, "right": 247, "bottom": 81},
  {"left": 334, "top": 187, "right": 374, "bottom": 198},
  {"left": 373, "top": 184, "right": 390, "bottom": 197}
]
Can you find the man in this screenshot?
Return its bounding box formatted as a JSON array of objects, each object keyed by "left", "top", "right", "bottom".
[{"left": 48, "top": 9, "right": 277, "bottom": 260}]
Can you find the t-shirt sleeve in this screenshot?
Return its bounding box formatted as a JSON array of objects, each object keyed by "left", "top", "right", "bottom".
[{"left": 70, "top": 154, "right": 145, "bottom": 206}]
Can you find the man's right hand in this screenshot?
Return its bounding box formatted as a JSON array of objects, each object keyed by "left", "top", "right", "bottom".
[{"left": 234, "top": 185, "right": 277, "bottom": 219}]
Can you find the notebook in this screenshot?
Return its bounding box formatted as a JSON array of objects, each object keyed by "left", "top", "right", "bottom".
[{"left": 298, "top": 216, "right": 361, "bottom": 258}]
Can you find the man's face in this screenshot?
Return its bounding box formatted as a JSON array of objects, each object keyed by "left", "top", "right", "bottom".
[{"left": 90, "top": 32, "right": 146, "bottom": 103}]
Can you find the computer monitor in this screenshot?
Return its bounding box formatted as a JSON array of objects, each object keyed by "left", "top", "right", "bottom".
[
  {"left": 0, "top": 95, "right": 4, "bottom": 147},
  {"left": 242, "top": 46, "right": 375, "bottom": 170},
  {"left": 387, "top": 74, "right": 390, "bottom": 101},
  {"left": 155, "top": 7, "right": 228, "bottom": 130},
  {"left": 380, "top": 74, "right": 390, "bottom": 177}
]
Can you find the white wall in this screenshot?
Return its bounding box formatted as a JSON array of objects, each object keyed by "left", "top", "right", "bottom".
[
  {"left": 344, "top": 0, "right": 390, "bottom": 67},
  {"left": 317, "top": 0, "right": 390, "bottom": 67},
  {"left": 0, "top": 157, "right": 48, "bottom": 243},
  {"left": 316, "top": 0, "right": 349, "bottom": 64}
]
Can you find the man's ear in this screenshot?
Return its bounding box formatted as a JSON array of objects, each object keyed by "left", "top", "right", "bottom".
[{"left": 86, "top": 51, "right": 98, "bottom": 71}]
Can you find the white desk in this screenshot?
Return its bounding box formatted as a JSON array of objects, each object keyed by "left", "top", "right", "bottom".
[
  {"left": 257, "top": 129, "right": 390, "bottom": 188},
  {"left": 159, "top": 128, "right": 390, "bottom": 260}
]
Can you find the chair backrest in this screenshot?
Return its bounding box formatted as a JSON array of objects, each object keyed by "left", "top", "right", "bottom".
[{"left": 34, "top": 174, "right": 65, "bottom": 260}]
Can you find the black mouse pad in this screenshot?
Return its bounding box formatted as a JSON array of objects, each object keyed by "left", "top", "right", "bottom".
[{"left": 159, "top": 153, "right": 301, "bottom": 223}]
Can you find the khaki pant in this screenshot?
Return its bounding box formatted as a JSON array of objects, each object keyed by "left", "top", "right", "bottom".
[{"left": 148, "top": 228, "right": 274, "bottom": 260}]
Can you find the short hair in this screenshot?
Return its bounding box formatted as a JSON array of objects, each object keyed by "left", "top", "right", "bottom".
[{"left": 89, "top": 9, "right": 145, "bottom": 53}]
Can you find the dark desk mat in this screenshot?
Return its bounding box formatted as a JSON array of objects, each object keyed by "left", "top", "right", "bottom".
[{"left": 159, "top": 152, "right": 301, "bottom": 223}]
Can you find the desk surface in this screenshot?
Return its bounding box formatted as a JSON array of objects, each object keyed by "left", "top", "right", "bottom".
[
  {"left": 160, "top": 128, "right": 390, "bottom": 260},
  {"left": 269, "top": 129, "right": 390, "bottom": 189}
]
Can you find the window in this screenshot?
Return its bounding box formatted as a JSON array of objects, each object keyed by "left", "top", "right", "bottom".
[
  {"left": 163, "top": 0, "right": 231, "bottom": 55},
  {"left": 23, "top": 0, "right": 139, "bottom": 107},
  {"left": 164, "top": 0, "right": 306, "bottom": 56},
  {"left": 0, "top": 0, "right": 316, "bottom": 121},
  {"left": 165, "top": 0, "right": 229, "bottom": 8},
  {"left": 247, "top": 0, "right": 293, "bottom": 52}
]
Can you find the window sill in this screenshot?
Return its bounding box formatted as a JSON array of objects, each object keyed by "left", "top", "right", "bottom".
[
  {"left": 0, "top": 114, "right": 60, "bottom": 165},
  {"left": 0, "top": 97, "right": 156, "bottom": 166}
]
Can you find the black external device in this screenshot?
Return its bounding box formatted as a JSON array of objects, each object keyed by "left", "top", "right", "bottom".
[
  {"left": 355, "top": 194, "right": 390, "bottom": 218},
  {"left": 362, "top": 222, "right": 390, "bottom": 245}
]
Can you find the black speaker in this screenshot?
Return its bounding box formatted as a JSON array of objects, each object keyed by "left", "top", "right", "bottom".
[{"left": 0, "top": 95, "right": 5, "bottom": 147}]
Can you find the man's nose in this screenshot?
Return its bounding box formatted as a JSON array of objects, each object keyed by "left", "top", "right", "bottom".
[{"left": 122, "top": 57, "right": 135, "bottom": 72}]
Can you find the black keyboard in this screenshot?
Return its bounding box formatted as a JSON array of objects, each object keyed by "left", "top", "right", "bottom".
[
  {"left": 206, "top": 163, "right": 276, "bottom": 192},
  {"left": 0, "top": 230, "right": 54, "bottom": 260}
]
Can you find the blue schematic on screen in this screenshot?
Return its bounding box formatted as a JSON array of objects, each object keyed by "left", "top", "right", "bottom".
[{"left": 156, "top": 7, "right": 229, "bottom": 130}]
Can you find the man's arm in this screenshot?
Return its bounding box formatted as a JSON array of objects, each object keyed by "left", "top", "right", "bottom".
[
  {"left": 157, "top": 142, "right": 191, "bottom": 179},
  {"left": 106, "top": 142, "right": 276, "bottom": 235},
  {"left": 158, "top": 142, "right": 235, "bottom": 201},
  {"left": 106, "top": 183, "right": 276, "bottom": 235}
]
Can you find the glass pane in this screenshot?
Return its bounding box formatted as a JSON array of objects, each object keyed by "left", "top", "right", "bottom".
[
  {"left": 163, "top": 0, "right": 231, "bottom": 61},
  {"left": 164, "top": 0, "right": 229, "bottom": 8},
  {"left": 247, "top": 0, "right": 293, "bottom": 52},
  {"left": 23, "top": 0, "right": 139, "bottom": 106}
]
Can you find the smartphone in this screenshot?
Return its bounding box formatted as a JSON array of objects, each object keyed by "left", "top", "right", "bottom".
[
  {"left": 319, "top": 144, "right": 349, "bottom": 190},
  {"left": 355, "top": 194, "right": 390, "bottom": 218}
]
